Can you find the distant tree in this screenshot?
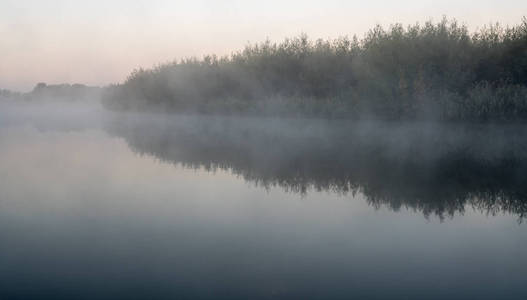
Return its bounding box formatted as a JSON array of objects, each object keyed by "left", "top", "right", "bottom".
[{"left": 34, "top": 82, "right": 47, "bottom": 91}]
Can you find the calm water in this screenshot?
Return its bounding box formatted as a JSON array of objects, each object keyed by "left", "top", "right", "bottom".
[{"left": 0, "top": 103, "right": 526, "bottom": 299}]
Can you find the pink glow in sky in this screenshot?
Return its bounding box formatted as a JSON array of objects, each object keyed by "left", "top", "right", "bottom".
[{"left": 1, "top": 0, "right": 525, "bottom": 91}]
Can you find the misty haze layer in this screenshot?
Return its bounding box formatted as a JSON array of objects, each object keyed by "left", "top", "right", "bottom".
[
  {"left": 105, "top": 113, "right": 527, "bottom": 221},
  {"left": 0, "top": 102, "right": 526, "bottom": 300},
  {"left": 2, "top": 3, "right": 527, "bottom": 299},
  {"left": 2, "top": 101, "right": 525, "bottom": 220}
]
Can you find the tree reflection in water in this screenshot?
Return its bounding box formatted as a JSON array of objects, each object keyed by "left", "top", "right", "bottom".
[{"left": 105, "top": 114, "right": 527, "bottom": 221}]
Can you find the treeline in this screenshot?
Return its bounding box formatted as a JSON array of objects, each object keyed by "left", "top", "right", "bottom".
[
  {"left": 28, "top": 83, "right": 102, "bottom": 102},
  {"left": 0, "top": 89, "right": 20, "bottom": 101},
  {"left": 103, "top": 18, "right": 527, "bottom": 121},
  {"left": 1, "top": 83, "right": 102, "bottom": 103}
]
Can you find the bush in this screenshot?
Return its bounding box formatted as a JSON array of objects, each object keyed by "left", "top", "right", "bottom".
[{"left": 103, "top": 17, "right": 527, "bottom": 121}]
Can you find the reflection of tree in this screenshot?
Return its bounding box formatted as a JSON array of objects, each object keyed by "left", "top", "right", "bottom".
[{"left": 105, "top": 115, "right": 527, "bottom": 221}]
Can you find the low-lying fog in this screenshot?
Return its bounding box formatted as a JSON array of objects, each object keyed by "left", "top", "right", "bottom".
[
  {"left": 0, "top": 100, "right": 526, "bottom": 299},
  {"left": 2, "top": 100, "right": 527, "bottom": 219}
]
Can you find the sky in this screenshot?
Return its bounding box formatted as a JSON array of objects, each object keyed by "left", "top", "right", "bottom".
[{"left": 1, "top": 0, "right": 526, "bottom": 91}]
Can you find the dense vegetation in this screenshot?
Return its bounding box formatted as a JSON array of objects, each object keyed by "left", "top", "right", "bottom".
[{"left": 103, "top": 18, "right": 527, "bottom": 120}]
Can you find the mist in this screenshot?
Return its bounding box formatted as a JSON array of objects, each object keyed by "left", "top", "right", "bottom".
[
  {"left": 2, "top": 98, "right": 526, "bottom": 220},
  {"left": 1, "top": 11, "right": 527, "bottom": 300}
]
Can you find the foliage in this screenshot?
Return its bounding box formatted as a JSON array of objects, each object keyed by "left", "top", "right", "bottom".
[{"left": 103, "top": 17, "right": 527, "bottom": 121}]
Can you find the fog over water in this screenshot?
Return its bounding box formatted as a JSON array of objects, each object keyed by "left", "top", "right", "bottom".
[
  {"left": 2, "top": 2, "right": 527, "bottom": 298},
  {"left": 0, "top": 101, "right": 526, "bottom": 299}
]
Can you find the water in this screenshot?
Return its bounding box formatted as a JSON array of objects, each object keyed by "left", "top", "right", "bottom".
[{"left": 0, "top": 103, "right": 526, "bottom": 299}]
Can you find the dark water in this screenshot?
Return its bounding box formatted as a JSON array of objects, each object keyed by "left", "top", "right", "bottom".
[{"left": 0, "top": 103, "right": 526, "bottom": 299}]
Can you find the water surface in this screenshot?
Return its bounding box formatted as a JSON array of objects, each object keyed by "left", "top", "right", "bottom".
[{"left": 0, "top": 104, "right": 526, "bottom": 299}]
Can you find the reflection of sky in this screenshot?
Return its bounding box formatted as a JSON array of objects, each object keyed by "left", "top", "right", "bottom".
[
  {"left": 1, "top": 0, "right": 526, "bottom": 91},
  {"left": 0, "top": 125, "right": 526, "bottom": 298}
]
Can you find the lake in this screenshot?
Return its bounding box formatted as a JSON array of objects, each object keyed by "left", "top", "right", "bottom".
[{"left": 0, "top": 103, "right": 526, "bottom": 299}]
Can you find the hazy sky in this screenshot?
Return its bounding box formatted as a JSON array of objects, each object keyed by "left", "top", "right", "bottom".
[{"left": 1, "top": 0, "right": 526, "bottom": 91}]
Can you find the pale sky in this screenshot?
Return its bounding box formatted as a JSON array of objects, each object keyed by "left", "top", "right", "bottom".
[{"left": 1, "top": 0, "right": 526, "bottom": 91}]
